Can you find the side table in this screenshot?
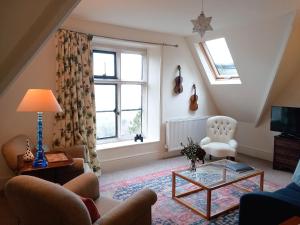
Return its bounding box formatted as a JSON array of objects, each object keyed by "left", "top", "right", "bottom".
[{"left": 17, "top": 151, "right": 74, "bottom": 184}]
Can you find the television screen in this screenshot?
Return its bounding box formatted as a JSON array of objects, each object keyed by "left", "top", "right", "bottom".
[{"left": 271, "top": 106, "right": 300, "bottom": 137}]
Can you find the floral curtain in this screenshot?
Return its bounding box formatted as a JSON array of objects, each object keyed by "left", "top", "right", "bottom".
[{"left": 53, "top": 29, "right": 101, "bottom": 174}]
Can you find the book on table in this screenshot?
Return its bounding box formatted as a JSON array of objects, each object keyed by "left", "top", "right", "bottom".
[{"left": 225, "top": 162, "right": 254, "bottom": 172}]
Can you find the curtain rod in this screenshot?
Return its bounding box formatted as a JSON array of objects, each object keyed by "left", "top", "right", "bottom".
[{"left": 63, "top": 28, "right": 179, "bottom": 48}]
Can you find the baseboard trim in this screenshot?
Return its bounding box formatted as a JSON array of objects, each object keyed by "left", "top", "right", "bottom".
[
  {"left": 100, "top": 151, "right": 160, "bottom": 163},
  {"left": 99, "top": 151, "right": 160, "bottom": 172},
  {"left": 238, "top": 145, "right": 273, "bottom": 161}
]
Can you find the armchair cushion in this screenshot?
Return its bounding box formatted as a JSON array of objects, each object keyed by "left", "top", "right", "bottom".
[{"left": 201, "top": 142, "right": 236, "bottom": 157}]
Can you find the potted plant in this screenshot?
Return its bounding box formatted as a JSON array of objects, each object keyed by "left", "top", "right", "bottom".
[{"left": 181, "top": 137, "right": 206, "bottom": 171}]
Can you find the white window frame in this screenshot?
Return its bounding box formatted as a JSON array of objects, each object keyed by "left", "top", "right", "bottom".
[
  {"left": 93, "top": 45, "right": 148, "bottom": 143},
  {"left": 199, "top": 38, "right": 240, "bottom": 80}
]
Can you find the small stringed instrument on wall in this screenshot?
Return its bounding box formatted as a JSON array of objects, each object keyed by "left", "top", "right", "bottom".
[
  {"left": 174, "top": 65, "right": 183, "bottom": 94},
  {"left": 189, "top": 84, "right": 198, "bottom": 111}
]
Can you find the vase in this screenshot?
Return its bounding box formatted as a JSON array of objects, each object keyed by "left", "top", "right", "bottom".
[{"left": 190, "top": 160, "right": 196, "bottom": 172}]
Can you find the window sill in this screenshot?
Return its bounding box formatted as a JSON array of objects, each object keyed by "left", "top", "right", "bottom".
[
  {"left": 96, "top": 138, "right": 159, "bottom": 151},
  {"left": 210, "top": 78, "right": 242, "bottom": 85}
]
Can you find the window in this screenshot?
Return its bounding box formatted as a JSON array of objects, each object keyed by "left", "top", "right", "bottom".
[
  {"left": 93, "top": 48, "right": 146, "bottom": 141},
  {"left": 200, "top": 37, "right": 239, "bottom": 80}
]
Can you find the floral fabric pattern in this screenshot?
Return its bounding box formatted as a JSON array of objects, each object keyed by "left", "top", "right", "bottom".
[{"left": 53, "top": 29, "right": 101, "bottom": 174}]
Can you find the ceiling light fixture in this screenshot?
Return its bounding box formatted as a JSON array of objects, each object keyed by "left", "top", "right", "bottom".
[{"left": 191, "top": 0, "right": 213, "bottom": 38}]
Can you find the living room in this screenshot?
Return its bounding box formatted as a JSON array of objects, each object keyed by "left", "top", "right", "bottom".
[{"left": 1, "top": 1, "right": 300, "bottom": 225}]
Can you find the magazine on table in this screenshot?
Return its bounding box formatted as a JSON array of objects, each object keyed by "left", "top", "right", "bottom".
[{"left": 225, "top": 162, "right": 254, "bottom": 173}]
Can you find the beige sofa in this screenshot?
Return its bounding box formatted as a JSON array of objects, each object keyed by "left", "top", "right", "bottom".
[
  {"left": 1, "top": 134, "right": 91, "bottom": 184},
  {"left": 5, "top": 172, "right": 157, "bottom": 225}
]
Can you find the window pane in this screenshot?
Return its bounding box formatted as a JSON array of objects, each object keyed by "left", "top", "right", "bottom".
[
  {"left": 93, "top": 51, "right": 115, "bottom": 77},
  {"left": 205, "top": 38, "right": 238, "bottom": 77},
  {"left": 95, "top": 85, "right": 116, "bottom": 111},
  {"left": 121, "top": 110, "right": 142, "bottom": 136},
  {"left": 121, "top": 53, "right": 142, "bottom": 81},
  {"left": 121, "top": 85, "right": 141, "bottom": 110},
  {"left": 96, "top": 112, "right": 116, "bottom": 139}
]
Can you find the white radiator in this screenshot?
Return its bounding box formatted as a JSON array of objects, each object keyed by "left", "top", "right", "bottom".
[{"left": 165, "top": 117, "right": 208, "bottom": 151}]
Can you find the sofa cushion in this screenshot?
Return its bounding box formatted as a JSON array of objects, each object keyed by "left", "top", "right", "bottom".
[{"left": 274, "top": 183, "right": 300, "bottom": 206}]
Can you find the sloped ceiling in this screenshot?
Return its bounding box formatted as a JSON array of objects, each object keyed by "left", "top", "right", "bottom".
[{"left": 0, "top": 0, "right": 80, "bottom": 95}]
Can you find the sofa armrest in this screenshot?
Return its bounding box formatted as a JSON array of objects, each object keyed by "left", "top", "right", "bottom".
[
  {"left": 97, "top": 189, "right": 157, "bottom": 225},
  {"left": 63, "top": 172, "right": 99, "bottom": 200},
  {"left": 52, "top": 145, "right": 88, "bottom": 162},
  {"left": 228, "top": 139, "right": 238, "bottom": 149},
  {"left": 200, "top": 137, "right": 211, "bottom": 147},
  {"left": 239, "top": 192, "right": 300, "bottom": 225}
]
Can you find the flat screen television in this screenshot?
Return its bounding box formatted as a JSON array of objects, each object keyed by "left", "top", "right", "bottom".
[{"left": 271, "top": 106, "right": 300, "bottom": 138}]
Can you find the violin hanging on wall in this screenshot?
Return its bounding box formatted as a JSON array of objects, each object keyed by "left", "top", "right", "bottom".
[
  {"left": 174, "top": 65, "right": 183, "bottom": 94},
  {"left": 189, "top": 84, "right": 198, "bottom": 111}
]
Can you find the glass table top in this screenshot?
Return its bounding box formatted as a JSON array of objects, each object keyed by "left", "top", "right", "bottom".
[{"left": 174, "top": 159, "right": 263, "bottom": 189}]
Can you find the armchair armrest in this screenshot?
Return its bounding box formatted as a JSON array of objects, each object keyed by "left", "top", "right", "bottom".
[
  {"left": 52, "top": 145, "right": 88, "bottom": 163},
  {"left": 97, "top": 189, "right": 157, "bottom": 225},
  {"left": 228, "top": 139, "right": 238, "bottom": 149},
  {"left": 200, "top": 137, "right": 211, "bottom": 147},
  {"left": 63, "top": 172, "right": 99, "bottom": 200}
]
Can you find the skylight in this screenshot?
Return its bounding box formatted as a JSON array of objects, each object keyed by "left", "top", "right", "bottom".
[{"left": 200, "top": 37, "right": 240, "bottom": 82}]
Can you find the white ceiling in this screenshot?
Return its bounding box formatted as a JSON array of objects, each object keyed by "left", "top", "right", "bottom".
[{"left": 71, "top": 0, "right": 300, "bottom": 35}]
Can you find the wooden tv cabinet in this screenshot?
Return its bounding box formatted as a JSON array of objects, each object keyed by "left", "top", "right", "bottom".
[{"left": 273, "top": 135, "right": 300, "bottom": 172}]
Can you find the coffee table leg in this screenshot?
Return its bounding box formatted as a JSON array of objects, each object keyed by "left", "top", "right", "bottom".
[
  {"left": 207, "top": 189, "right": 211, "bottom": 219},
  {"left": 172, "top": 172, "right": 175, "bottom": 198},
  {"left": 260, "top": 172, "right": 264, "bottom": 191}
]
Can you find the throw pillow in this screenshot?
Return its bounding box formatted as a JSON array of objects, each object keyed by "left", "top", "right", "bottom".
[
  {"left": 80, "top": 196, "right": 100, "bottom": 223},
  {"left": 292, "top": 160, "right": 300, "bottom": 186}
]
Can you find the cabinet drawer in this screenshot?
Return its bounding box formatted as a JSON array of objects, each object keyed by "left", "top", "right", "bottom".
[
  {"left": 274, "top": 148, "right": 300, "bottom": 158},
  {"left": 274, "top": 157, "right": 298, "bottom": 166}
]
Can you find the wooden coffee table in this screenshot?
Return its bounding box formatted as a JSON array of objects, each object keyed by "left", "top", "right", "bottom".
[{"left": 172, "top": 159, "right": 264, "bottom": 220}]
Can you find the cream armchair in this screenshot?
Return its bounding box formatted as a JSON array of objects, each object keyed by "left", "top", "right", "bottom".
[
  {"left": 5, "top": 173, "right": 157, "bottom": 225},
  {"left": 200, "top": 116, "right": 238, "bottom": 160}
]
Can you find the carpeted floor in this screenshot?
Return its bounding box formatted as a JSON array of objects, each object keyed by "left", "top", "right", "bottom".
[{"left": 100, "top": 154, "right": 292, "bottom": 225}]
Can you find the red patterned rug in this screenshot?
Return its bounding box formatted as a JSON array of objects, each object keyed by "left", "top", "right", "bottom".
[{"left": 100, "top": 165, "right": 282, "bottom": 225}]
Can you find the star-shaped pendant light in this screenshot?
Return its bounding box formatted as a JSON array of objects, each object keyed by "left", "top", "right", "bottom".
[{"left": 191, "top": 0, "right": 213, "bottom": 37}]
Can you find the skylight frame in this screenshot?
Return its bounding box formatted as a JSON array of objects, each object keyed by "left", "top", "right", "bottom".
[{"left": 200, "top": 38, "right": 240, "bottom": 80}]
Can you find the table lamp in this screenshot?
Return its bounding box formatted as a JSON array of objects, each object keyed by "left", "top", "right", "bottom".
[{"left": 17, "top": 89, "right": 62, "bottom": 168}]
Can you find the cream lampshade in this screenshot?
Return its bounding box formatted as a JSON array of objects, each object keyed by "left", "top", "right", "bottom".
[{"left": 17, "top": 89, "right": 62, "bottom": 168}]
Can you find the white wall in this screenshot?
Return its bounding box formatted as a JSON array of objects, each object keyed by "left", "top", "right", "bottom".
[
  {"left": 0, "top": 18, "right": 218, "bottom": 176},
  {"left": 236, "top": 71, "right": 300, "bottom": 161}
]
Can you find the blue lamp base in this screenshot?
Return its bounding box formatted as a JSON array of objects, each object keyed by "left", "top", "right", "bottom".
[{"left": 32, "top": 112, "right": 48, "bottom": 168}]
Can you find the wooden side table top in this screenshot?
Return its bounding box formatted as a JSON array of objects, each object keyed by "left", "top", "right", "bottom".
[
  {"left": 17, "top": 151, "right": 74, "bottom": 174},
  {"left": 280, "top": 216, "right": 300, "bottom": 225}
]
